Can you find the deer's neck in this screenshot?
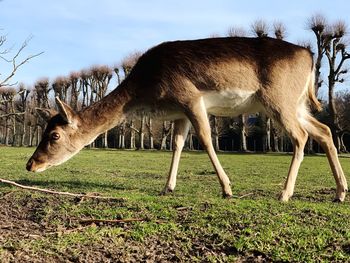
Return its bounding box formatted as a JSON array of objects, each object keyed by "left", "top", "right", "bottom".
[{"left": 79, "top": 83, "right": 132, "bottom": 144}]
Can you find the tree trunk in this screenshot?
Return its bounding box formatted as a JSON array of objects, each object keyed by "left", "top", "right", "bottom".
[
  {"left": 4, "top": 119, "right": 9, "bottom": 145},
  {"left": 212, "top": 116, "right": 220, "bottom": 151},
  {"left": 340, "top": 132, "right": 348, "bottom": 153},
  {"left": 188, "top": 132, "right": 194, "bottom": 150},
  {"left": 130, "top": 119, "right": 136, "bottom": 149},
  {"left": 160, "top": 121, "right": 167, "bottom": 150},
  {"left": 11, "top": 116, "right": 16, "bottom": 146},
  {"left": 265, "top": 117, "right": 272, "bottom": 152},
  {"left": 307, "top": 138, "right": 314, "bottom": 154},
  {"left": 239, "top": 115, "right": 247, "bottom": 151},
  {"left": 148, "top": 117, "right": 154, "bottom": 149},
  {"left": 139, "top": 115, "right": 145, "bottom": 149},
  {"left": 20, "top": 123, "right": 26, "bottom": 147},
  {"left": 103, "top": 131, "right": 108, "bottom": 148},
  {"left": 160, "top": 121, "right": 172, "bottom": 150},
  {"left": 29, "top": 126, "right": 33, "bottom": 147},
  {"left": 118, "top": 122, "right": 126, "bottom": 149},
  {"left": 36, "top": 126, "right": 41, "bottom": 146},
  {"left": 271, "top": 120, "right": 279, "bottom": 152},
  {"left": 279, "top": 135, "right": 284, "bottom": 152},
  {"left": 160, "top": 137, "right": 167, "bottom": 150},
  {"left": 328, "top": 78, "right": 341, "bottom": 152},
  {"left": 273, "top": 130, "right": 279, "bottom": 152}
]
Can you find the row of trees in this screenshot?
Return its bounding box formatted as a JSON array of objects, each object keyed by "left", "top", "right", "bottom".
[{"left": 1, "top": 15, "right": 350, "bottom": 152}]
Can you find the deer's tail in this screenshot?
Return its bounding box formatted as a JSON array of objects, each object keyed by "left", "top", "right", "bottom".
[{"left": 308, "top": 65, "right": 322, "bottom": 112}]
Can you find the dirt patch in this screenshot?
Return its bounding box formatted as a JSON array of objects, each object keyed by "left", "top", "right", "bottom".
[{"left": 0, "top": 192, "right": 270, "bottom": 262}]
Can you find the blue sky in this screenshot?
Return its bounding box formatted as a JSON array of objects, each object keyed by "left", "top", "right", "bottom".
[{"left": 1, "top": 0, "right": 350, "bottom": 96}]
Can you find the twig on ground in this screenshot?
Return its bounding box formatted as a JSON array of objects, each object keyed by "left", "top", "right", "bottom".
[
  {"left": 80, "top": 218, "right": 146, "bottom": 225},
  {"left": 0, "top": 178, "right": 126, "bottom": 202},
  {"left": 176, "top": 206, "right": 192, "bottom": 211},
  {"left": 238, "top": 192, "right": 254, "bottom": 199},
  {"left": 80, "top": 218, "right": 166, "bottom": 225},
  {"left": 45, "top": 225, "right": 93, "bottom": 236}
]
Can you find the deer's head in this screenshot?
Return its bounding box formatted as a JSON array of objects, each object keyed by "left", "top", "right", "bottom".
[{"left": 26, "top": 97, "right": 86, "bottom": 172}]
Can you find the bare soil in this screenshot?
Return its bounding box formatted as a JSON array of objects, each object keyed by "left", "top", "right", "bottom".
[{"left": 0, "top": 192, "right": 267, "bottom": 263}]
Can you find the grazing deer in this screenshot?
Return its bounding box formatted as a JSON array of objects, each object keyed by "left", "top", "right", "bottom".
[{"left": 26, "top": 37, "right": 347, "bottom": 202}]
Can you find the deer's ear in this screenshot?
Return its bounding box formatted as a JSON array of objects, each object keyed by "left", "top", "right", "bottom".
[
  {"left": 55, "top": 96, "right": 76, "bottom": 124},
  {"left": 36, "top": 108, "right": 57, "bottom": 121}
]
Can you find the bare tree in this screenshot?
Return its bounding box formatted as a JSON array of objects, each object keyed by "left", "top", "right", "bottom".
[
  {"left": 146, "top": 115, "right": 154, "bottom": 149},
  {"left": 52, "top": 76, "right": 70, "bottom": 102},
  {"left": 91, "top": 65, "right": 113, "bottom": 148},
  {"left": 34, "top": 78, "right": 50, "bottom": 108},
  {"left": 129, "top": 119, "right": 136, "bottom": 149},
  {"left": 118, "top": 121, "right": 126, "bottom": 149},
  {"left": 273, "top": 21, "right": 287, "bottom": 40},
  {"left": 121, "top": 51, "right": 142, "bottom": 77},
  {"left": 0, "top": 87, "right": 17, "bottom": 145},
  {"left": 69, "top": 72, "right": 81, "bottom": 111},
  {"left": 33, "top": 78, "right": 50, "bottom": 145},
  {"left": 336, "top": 91, "right": 350, "bottom": 152},
  {"left": 250, "top": 19, "right": 276, "bottom": 152},
  {"left": 0, "top": 34, "right": 43, "bottom": 88},
  {"left": 17, "top": 83, "right": 30, "bottom": 146},
  {"left": 308, "top": 14, "right": 328, "bottom": 95},
  {"left": 251, "top": 19, "right": 269, "bottom": 38},
  {"left": 227, "top": 26, "right": 247, "bottom": 37},
  {"left": 160, "top": 121, "right": 172, "bottom": 150},
  {"left": 309, "top": 15, "right": 350, "bottom": 152},
  {"left": 121, "top": 52, "right": 142, "bottom": 149}
]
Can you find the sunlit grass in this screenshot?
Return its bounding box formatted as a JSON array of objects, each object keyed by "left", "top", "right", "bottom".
[{"left": 1, "top": 147, "right": 350, "bottom": 262}]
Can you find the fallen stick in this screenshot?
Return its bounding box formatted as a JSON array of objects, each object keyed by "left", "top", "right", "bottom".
[
  {"left": 80, "top": 218, "right": 166, "bottom": 225},
  {"left": 45, "top": 225, "right": 93, "bottom": 236},
  {"left": 80, "top": 218, "right": 146, "bottom": 225},
  {"left": 238, "top": 192, "right": 254, "bottom": 199},
  {"left": 0, "top": 178, "right": 126, "bottom": 201}
]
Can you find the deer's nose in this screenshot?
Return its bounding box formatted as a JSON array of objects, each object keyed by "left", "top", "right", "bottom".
[{"left": 26, "top": 158, "right": 34, "bottom": 171}]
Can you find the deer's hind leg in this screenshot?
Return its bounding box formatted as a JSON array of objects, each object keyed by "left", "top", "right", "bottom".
[
  {"left": 260, "top": 95, "right": 309, "bottom": 201},
  {"left": 277, "top": 113, "right": 308, "bottom": 202},
  {"left": 303, "top": 115, "right": 347, "bottom": 201}
]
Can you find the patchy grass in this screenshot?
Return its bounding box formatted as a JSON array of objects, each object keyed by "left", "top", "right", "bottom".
[{"left": 0, "top": 147, "right": 350, "bottom": 262}]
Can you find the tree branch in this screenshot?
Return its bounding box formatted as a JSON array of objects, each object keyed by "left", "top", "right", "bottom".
[
  {"left": 0, "top": 178, "right": 126, "bottom": 202},
  {"left": 325, "top": 48, "right": 332, "bottom": 66},
  {"left": 0, "top": 112, "right": 25, "bottom": 118},
  {"left": 0, "top": 52, "right": 44, "bottom": 87},
  {"left": 335, "top": 52, "right": 350, "bottom": 76},
  {"left": 0, "top": 36, "right": 44, "bottom": 87},
  {"left": 127, "top": 124, "right": 139, "bottom": 133}
]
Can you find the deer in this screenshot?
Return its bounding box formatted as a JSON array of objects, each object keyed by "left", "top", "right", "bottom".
[{"left": 26, "top": 36, "right": 348, "bottom": 202}]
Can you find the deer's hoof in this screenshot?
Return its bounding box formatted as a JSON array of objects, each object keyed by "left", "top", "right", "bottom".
[
  {"left": 222, "top": 193, "right": 233, "bottom": 199},
  {"left": 279, "top": 191, "right": 291, "bottom": 202},
  {"left": 160, "top": 188, "right": 173, "bottom": 196}
]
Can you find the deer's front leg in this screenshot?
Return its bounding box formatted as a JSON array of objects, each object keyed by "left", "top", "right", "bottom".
[
  {"left": 161, "top": 118, "right": 191, "bottom": 195},
  {"left": 186, "top": 98, "right": 232, "bottom": 198}
]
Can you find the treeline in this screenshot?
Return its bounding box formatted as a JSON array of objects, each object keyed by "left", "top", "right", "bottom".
[{"left": 1, "top": 15, "right": 350, "bottom": 152}]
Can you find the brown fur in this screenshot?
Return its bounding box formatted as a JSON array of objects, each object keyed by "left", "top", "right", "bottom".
[{"left": 26, "top": 37, "right": 346, "bottom": 202}]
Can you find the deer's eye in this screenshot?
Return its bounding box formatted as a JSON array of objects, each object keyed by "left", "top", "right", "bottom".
[{"left": 51, "top": 132, "right": 60, "bottom": 140}]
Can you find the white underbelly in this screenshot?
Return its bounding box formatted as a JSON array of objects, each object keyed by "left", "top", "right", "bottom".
[
  {"left": 134, "top": 89, "right": 262, "bottom": 121},
  {"left": 203, "top": 89, "right": 262, "bottom": 117}
]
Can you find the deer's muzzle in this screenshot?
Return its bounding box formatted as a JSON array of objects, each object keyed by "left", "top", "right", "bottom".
[{"left": 26, "top": 157, "right": 48, "bottom": 172}]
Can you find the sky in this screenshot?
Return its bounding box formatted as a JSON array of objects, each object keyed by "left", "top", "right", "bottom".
[{"left": 1, "top": 0, "right": 350, "bottom": 96}]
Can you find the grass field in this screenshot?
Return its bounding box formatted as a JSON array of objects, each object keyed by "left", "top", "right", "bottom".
[{"left": 1, "top": 147, "right": 350, "bottom": 262}]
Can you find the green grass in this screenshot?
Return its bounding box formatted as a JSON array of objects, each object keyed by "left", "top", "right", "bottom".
[{"left": 1, "top": 147, "right": 350, "bottom": 262}]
